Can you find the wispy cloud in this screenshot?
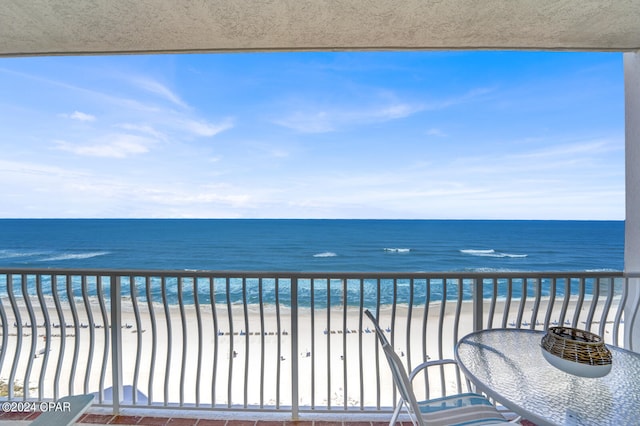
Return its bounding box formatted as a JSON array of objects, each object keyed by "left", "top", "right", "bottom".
[
  {"left": 54, "top": 134, "right": 157, "bottom": 158},
  {"left": 132, "top": 77, "right": 188, "bottom": 108},
  {"left": 116, "top": 123, "right": 168, "bottom": 141},
  {"left": 179, "top": 118, "right": 234, "bottom": 137},
  {"left": 273, "top": 102, "right": 424, "bottom": 133},
  {"left": 273, "top": 87, "right": 493, "bottom": 134},
  {"left": 68, "top": 111, "right": 96, "bottom": 121}
]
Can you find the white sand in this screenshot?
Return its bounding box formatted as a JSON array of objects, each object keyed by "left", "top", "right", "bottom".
[{"left": 0, "top": 297, "right": 622, "bottom": 409}]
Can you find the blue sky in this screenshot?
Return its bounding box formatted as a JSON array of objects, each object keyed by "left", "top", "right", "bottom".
[{"left": 0, "top": 51, "right": 624, "bottom": 219}]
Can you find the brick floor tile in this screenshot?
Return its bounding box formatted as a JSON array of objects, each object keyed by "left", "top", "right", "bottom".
[
  {"left": 137, "top": 416, "right": 170, "bottom": 425},
  {"left": 166, "top": 418, "right": 199, "bottom": 426},
  {"left": 109, "top": 415, "right": 143, "bottom": 424},
  {"left": 195, "top": 420, "right": 227, "bottom": 426},
  {"left": 80, "top": 413, "right": 116, "bottom": 424},
  {"left": 0, "top": 411, "right": 33, "bottom": 420}
]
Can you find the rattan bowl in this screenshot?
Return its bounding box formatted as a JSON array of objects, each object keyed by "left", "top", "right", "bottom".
[{"left": 541, "top": 326, "right": 612, "bottom": 378}]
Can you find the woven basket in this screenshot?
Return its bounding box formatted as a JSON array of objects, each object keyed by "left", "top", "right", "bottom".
[{"left": 541, "top": 327, "right": 612, "bottom": 366}]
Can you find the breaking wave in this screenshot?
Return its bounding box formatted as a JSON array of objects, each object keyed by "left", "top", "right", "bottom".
[
  {"left": 460, "top": 249, "right": 527, "bottom": 258},
  {"left": 313, "top": 252, "right": 338, "bottom": 258}
]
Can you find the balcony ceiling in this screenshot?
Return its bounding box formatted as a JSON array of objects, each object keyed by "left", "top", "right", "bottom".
[{"left": 2, "top": 0, "right": 640, "bottom": 58}]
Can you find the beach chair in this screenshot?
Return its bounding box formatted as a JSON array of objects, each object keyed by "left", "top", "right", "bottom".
[
  {"left": 30, "top": 394, "right": 94, "bottom": 426},
  {"left": 364, "top": 310, "right": 514, "bottom": 426}
]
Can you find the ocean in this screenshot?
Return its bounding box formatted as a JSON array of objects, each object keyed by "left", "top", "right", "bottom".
[{"left": 0, "top": 219, "right": 624, "bottom": 272}]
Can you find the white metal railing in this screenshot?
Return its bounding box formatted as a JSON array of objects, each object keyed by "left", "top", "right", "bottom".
[{"left": 0, "top": 269, "right": 628, "bottom": 418}]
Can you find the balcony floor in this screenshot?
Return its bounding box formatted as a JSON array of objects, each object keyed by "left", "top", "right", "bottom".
[{"left": 0, "top": 411, "right": 538, "bottom": 425}]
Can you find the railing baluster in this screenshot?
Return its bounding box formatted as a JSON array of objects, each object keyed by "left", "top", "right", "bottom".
[
  {"left": 342, "top": 278, "right": 348, "bottom": 410},
  {"left": 531, "top": 278, "right": 542, "bottom": 329},
  {"left": 544, "top": 277, "right": 557, "bottom": 327},
  {"left": 178, "top": 276, "right": 187, "bottom": 406},
  {"left": 130, "top": 275, "right": 142, "bottom": 405},
  {"left": 358, "top": 278, "right": 364, "bottom": 411},
  {"left": 310, "top": 278, "right": 316, "bottom": 409},
  {"left": 7, "top": 274, "right": 22, "bottom": 400},
  {"left": 225, "top": 277, "right": 233, "bottom": 408},
  {"left": 422, "top": 277, "right": 431, "bottom": 398},
  {"left": 598, "top": 278, "right": 614, "bottom": 338},
  {"left": 161, "top": 276, "right": 172, "bottom": 406},
  {"left": 472, "top": 278, "right": 484, "bottom": 332},
  {"left": 0, "top": 274, "right": 8, "bottom": 394},
  {"left": 585, "top": 276, "right": 600, "bottom": 330},
  {"left": 407, "top": 278, "right": 414, "bottom": 372},
  {"left": 22, "top": 274, "right": 37, "bottom": 400},
  {"left": 487, "top": 278, "right": 497, "bottom": 328},
  {"left": 110, "top": 274, "right": 123, "bottom": 413},
  {"left": 258, "top": 278, "right": 265, "bottom": 408},
  {"left": 194, "top": 277, "right": 203, "bottom": 407},
  {"left": 516, "top": 278, "right": 527, "bottom": 327},
  {"left": 96, "top": 275, "right": 110, "bottom": 404},
  {"left": 375, "top": 277, "right": 382, "bottom": 409},
  {"left": 146, "top": 276, "right": 156, "bottom": 405},
  {"left": 326, "top": 278, "right": 331, "bottom": 409},
  {"left": 242, "top": 277, "right": 249, "bottom": 408},
  {"left": 51, "top": 274, "right": 65, "bottom": 401},
  {"left": 81, "top": 275, "right": 95, "bottom": 395},
  {"left": 291, "top": 276, "right": 299, "bottom": 420},
  {"left": 36, "top": 275, "right": 51, "bottom": 401},
  {"left": 559, "top": 276, "right": 571, "bottom": 326},
  {"left": 453, "top": 279, "right": 463, "bottom": 350},
  {"left": 67, "top": 274, "right": 81, "bottom": 395},
  {"left": 275, "top": 277, "right": 282, "bottom": 408},
  {"left": 573, "top": 277, "right": 586, "bottom": 326},
  {"left": 437, "top": 277, "right": 446, "bottom": 360},
  {"left": 210, "top": 276, "right": 219, "bottom": 407}
]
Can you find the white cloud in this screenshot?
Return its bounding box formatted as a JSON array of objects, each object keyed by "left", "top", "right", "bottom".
[
  {"left": 54, "top": 134, "right": 156, "bottom": 158},
  {"left": 272, "top": 87, "right": 493, "bottom": 134},
  {"left": 133, "top": 77, "right": 188, "bottom": 108},
  {"left": 180, "top": 118, "right": 234, "bottom": 137},
  {"left": 69, "top": 111, "right": 96, "bottom": 121},
  {"left": 273, "top": 102, "right": 423, "bottom": 134},
  {"left": 116, "top": 123, "right": 168, "bottom": 141}
]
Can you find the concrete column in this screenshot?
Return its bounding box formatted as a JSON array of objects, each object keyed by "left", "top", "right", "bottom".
[{"left": 624, "top": 51, "right": 640, "bottom": 351}]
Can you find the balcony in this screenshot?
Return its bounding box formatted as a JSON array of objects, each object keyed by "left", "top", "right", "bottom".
[{"left": 0, "top": 268, "right": 630, "bottom": 424}]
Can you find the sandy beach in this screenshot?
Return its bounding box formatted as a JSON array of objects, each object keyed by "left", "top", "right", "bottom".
[{"left": 0, "top": 296, "right": 622, "bottom": 410}]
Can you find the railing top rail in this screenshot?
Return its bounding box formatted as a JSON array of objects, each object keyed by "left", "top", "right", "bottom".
[{"left": 0, "top": 267, "right": 624, "bottom": 279}]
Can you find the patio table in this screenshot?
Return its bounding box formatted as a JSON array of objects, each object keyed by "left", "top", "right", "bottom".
[{"left": 455, "top": 328, "right": 640, "bottom": 426}]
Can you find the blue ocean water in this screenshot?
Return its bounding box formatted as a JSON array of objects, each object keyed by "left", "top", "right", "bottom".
[{"left": 0, "top": 219, "right": 624, "bottom": 272}]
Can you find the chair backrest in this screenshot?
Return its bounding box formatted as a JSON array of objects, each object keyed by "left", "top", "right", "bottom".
[{"left": 364, "top": 310, "right": 425, "bottom": 426}]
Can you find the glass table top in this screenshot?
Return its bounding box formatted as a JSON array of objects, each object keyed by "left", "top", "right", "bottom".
[{"left": 455, "top": 329, "right": 640, "bottom": 426}]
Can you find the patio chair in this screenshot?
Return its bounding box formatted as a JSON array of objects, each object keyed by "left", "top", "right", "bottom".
[{"left": 364, "top": 310, "right": 514, "bottom": 426}]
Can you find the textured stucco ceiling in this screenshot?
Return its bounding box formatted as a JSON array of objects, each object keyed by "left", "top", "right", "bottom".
[{"left": 1, "top": 0, "right": 640, "bottom": 57}]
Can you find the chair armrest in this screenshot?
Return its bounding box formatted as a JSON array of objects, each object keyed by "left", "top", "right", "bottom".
[{"left": 408, "top": 358, "right": 458, "bottom": 381}]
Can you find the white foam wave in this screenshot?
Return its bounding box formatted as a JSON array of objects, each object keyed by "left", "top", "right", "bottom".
[
  {"left": 460, "top": 249, "right": 527, "bottom": 258},
  {"left": 313, "top": 252, "right": 337, "bottom": 258},
  {"left": 39, "top": 251, "right": 110, "bottom": 262},
  {"left": 384, "top": 248, "right": 411, "bottom": 253},
  {"left": 0, "top": 249, "right": 45, "bottom": 259}
]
